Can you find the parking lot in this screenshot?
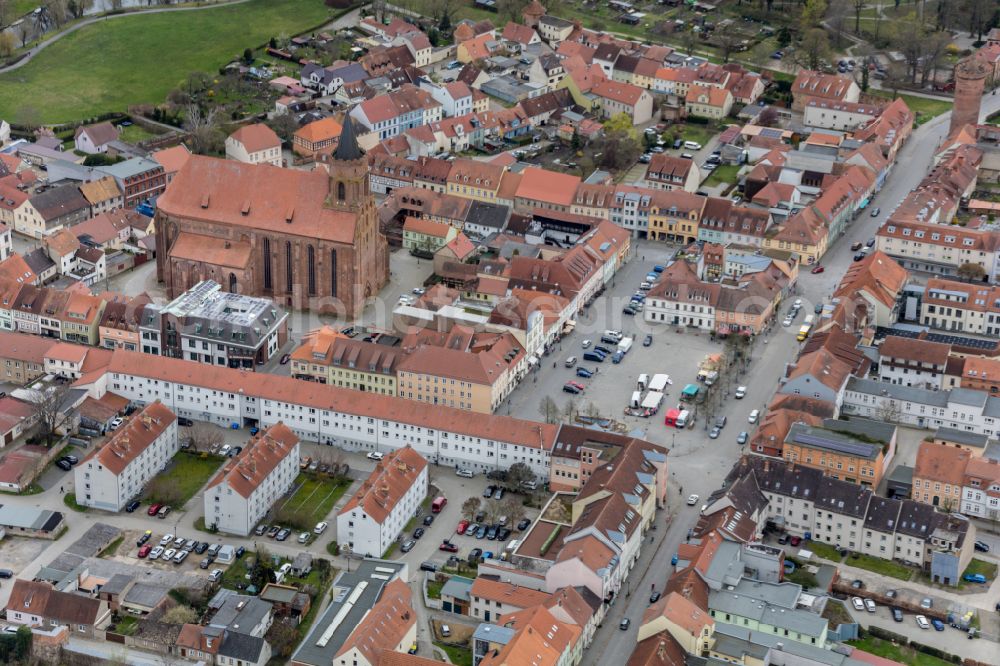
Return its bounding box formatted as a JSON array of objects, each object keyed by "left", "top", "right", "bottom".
[{"left": 505, "top": 239, "right": 766, "bottom": 461}]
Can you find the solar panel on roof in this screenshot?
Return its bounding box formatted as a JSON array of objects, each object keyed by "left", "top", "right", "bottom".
[{"left": 793, "top": 433, "right": 873, "bottom": 457}]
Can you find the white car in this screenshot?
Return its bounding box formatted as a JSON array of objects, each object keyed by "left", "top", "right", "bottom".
[
  {"left": 851, "top": 597, "right": 865, "bottom": 611},
  {"left": 683, "top": 140, "right": 702, "bottom": 150},
  {"left": 581, "top": 339, "right": 592, "bottom": 349},
  {"left": 735, "top": 386, "right": 747, "bottom": 399},
  {"left": 398, "top": 295, "right": 414, "bottom": 305},
  {"left": 149, "top": 546, "right": 164, "bottom": 559},
  {"left": 159, "top": 534, "right": 174, "bottom": 547},
  {"left": 208, "top": 569, "right": 223, "bottom": 583},
  {"left": 367, "top": 451, "right": 384, "bottom": 461},
  {"left": 173, "top": 550, "right": 189, "bottom": 564},
  {"left": 412, "top": 287, "right": 426, "bottom": 295},
  {"left": 915, "top": 615, "right": 930, "bottom": 630},
  {"left": 220, "top": 444, "right": 231, "bottom": 456},
  {"left": 748, "top": 409, "right": 760, "bottom": 424},
  {"left": 162, "top": 548, "right": 176, "bottom": 561},
  {"left": 298, "top": 532, "right": 310, "bottom": 544},
  {"left": 110, "top": 417, "right": 124, "bottom": 430},
  {"left": 279, "top": 563, "right": 292, "bottom": 576},
  {"left": 686, "top": 494, "right": 699, "bottom": 506},
  {"left": 314, "top": 521, "right": 328, "bottom": 535},
  {"left": 864, "top": 599, "right": 876, "bottom": 613},
  {"left": 782, "top": 317, "right": 793, "bottom": 327}
]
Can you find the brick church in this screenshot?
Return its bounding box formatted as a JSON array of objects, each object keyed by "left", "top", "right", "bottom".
[{"left": 155, "top": 120, "right": 388, "bottom": 317}]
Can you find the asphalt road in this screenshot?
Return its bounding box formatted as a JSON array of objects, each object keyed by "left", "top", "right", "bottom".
[{"left": 578, "top": 97, "right": 1000, "bottom": 666}]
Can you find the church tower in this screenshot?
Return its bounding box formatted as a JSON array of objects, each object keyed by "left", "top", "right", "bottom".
[{"left": 326, "top": 117, "right": 369, "bottom": 212}]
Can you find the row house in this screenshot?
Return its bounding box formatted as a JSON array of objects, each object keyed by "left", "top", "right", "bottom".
[
  {"left": 781, "top": 420, "right": 894, "bottom": 488},
  {"left": 98, "top": 157, "right": 167, "bottom": 209},
  {"left": 591, "top": 80, "right": 653, "bottom": 125},
  {"left": 514, "top": 167, "right": 581, "bottom": 215},
  {"left": 876, "top": 219, "right": 1000, "bottom": 282},
  {"left": 0, "top": 331, "right": 53, "bottom": 384},
  {"left": 853, "top": 97, "right": 914, "bottom": 162},
  {"left": 290, "top": 325, "right": 401, "bottom": 394},
  {"left": 647, "top": 190, "right": 704, "bottom": 244},
  {"left": 528, "top": 53, "right": 566, "bottom": 89},
  {"left": 761, "top": 206, "right": 828, "bottom": 265},
  {"left": 349, "top": 84, "right": 442, "bottom": 140},
  {"left": 75, "top": 401, "right": 177, "bottom": 511},
  {"left": 447, "top": 158, "right": 508, "bottom": 203},
  {"left": 913, "top": 441, "right": 971, "bottom": 510},
  {"left": 832, "top": 249, "right": 908, "bottom": 328},
  {"left": 15, "top": 184, "right": 91, "bottom": 239},
  {"left": 608, "top": 185, "right": 653, "bottom": 236},
  {"left": 962, "top": 456, "right": 1000, "bottom": 521},
  {"left": 790, "top": 70, "right": 860, "bottom": 112},
  {"left": 729, "top": 456, "right": 974, "bottom": 585},
  {"left": 612, "top": 55, "right": 659, "bottom": 90},
  {"left": 685, "top": 85, "right": 733, "bottom": 120},
  {"left": 920, "top": 277, "right": 1000, "bottom": 335},
  {"left": 697, "top": 198, "right": 772, "bottom": 248},
  {"left": 367, "top": 154, "right": 452, "bottom": 195},
  {"left": 877, "top": 335, "right": 951, "bottom": 389},
  {"left": 419, "top": 79, "right": 474, "bottom": 117},
  {"left": 841, "top": 377, "right": 1000, "bottom": 437},
  {"left": 101, "top": 350, "right": 557, "bottom": 479},
  {"left": 78, "top": 176, "right": 124, "bottom": 214}
]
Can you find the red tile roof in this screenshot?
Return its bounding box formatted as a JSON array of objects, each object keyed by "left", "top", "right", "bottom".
[
  {"left": 82, "top": 401, "right": 176, "bottom": 476},
  {"left": 514, "top": 167, "right": 581, "bottom": 207},
  {"left": 229, "top": 123, "right": 281, "bottom": 153},
  {"left": 339, "top": 446, "right": 427, "bottom": 523},
  {"left": 593, "top": 79, "right": 646, "bottom": 106},
  {"left": 205, "top": 423, "right": 298, "bottom": 498}
]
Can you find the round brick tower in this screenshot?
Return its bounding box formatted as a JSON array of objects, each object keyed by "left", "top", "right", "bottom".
[{"left": 950, "top": 55, "right": 990, "bottom": 136}]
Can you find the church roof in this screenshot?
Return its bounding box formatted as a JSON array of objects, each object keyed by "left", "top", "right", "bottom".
[{"left": 334, "top": 117, "right": 365, "bottom": 161}]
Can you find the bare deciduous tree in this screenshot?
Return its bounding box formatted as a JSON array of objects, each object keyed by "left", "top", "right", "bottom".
[
  {"left": 189, "top": 423, "right": 224, "bottom": 453},
  {"left": 538, "top": 395, "right": 559, "bottom": 424},
  {"left": 461, "top": 497, "right": 481, "bottom": 520},
  {"left": 27, "top": 383, "right": 72, "bottom": 447},
  {"left": 0, "top": 32, "right": 14, "bottom": 57},
  {"left": 162, "top": 605, "right": 198, "bottom": 625},
  {"left": 184, "top": 104, "right": 224, "bottom": 155}
]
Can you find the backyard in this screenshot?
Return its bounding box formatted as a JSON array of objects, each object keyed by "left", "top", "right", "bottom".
[
  {"left": 846, "top": 636, "right": 953, "bottom": 666},
  {"left": 844, "top": 552, "right": 915, "bottom": 581},
  {"left": 703, "top": 163, "right": 741, "bottom": 188},
  {"left": 0, "top": 0, "right": 335, "bottom": 123},
  {"left": 960, "top": 558, "right": 998, "bottom": 588},
  {"left": 141, "top": 451, "right": 224, "bottom": 508},
  {"left": 271, "top": 473, "right": 350, "bottom": 531}
]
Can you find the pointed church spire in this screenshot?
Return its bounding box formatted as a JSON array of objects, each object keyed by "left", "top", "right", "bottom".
[{"left": 334, "top": 117, "right": 364, "bottom": 162}]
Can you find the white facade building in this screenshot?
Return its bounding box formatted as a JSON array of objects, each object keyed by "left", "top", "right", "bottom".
[
  {"left": 74, "top": 401, "right": 178, "bottom": 511},
  {"left": 204, "top": 423, "right": 300, "bottom": 536},
  {"left": 337, "top": 445, "right": 428, "bottom": 557},
  {"left": 99, "top": 351, "right": 553, "bottom": 479}
]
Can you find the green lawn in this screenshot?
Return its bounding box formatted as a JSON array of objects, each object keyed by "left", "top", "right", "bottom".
[
  {"left": 845, "top": 552, "right": 915, "bottom": 581},
  {"left": 961, "top": 558, "right": 998, "bottom": 588},
  {"left": 703, "top": 163, "right": 741, "bottom": 187},
  {"left": 435, "top": 643, "right": 473, "bottom": 666},
  {"left": 99, "top": 536, "right": 124, "bottom": 558},
  {"left": 118, "top": 123, "right": 159, "bottom": 144},
  {"left": 870, "top": 91, "right": 953, "bottom": 125},
  {"left": 804, "top": 540, "right": 843, "bottom": 562},
  {"left": 0, "top": 0, "right": 335, "bottom": 123},
  {"left": 847, "top": 636, "right": 953, "bottom": 666},
  {"left": 63, "top": 492, "right": 89, "bottom": 513},
  {"left": 427, "top": 579, "right": 444, "bottom": 600},
  {"left": 142, "top": 451, "right": 224, "bottom": 508},
  {"left": 275, "top": 473, "right": 350, "bottom": 530}
]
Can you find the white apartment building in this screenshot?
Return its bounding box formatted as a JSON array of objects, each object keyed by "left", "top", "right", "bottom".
[
  {"left": 337, "top": 445, "right": 427, "bottom": 557},
  {"left": 224, "top": 124, "right": 282, "bottom": 167},
  {"left": 98, "top": 351, "right": 554, "bottom": 479},
  {"left": 961, "top": 457, "right": 1000, "bottom": 521},
  {"left": 841, "top": 377, "right": 1000, "bottom": 436},
  {"left": 74, "top": 401, "right": 178, "bottom": 511},
  {"left": 876, "top": 220, "right": 1000, "bottom": 282},
  {"left": 204, "top": 423, "right": 300, "bottom": 536},
  {"left": 920, "top": 278, "right": 1000, "bottom": 335}
]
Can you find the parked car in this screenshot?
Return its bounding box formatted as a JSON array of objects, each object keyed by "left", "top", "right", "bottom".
[
  {"left": 162, "top": 548, "right": 176, "bottom": 561},
  {"left": 564, "top": 356, "right": 577, "bottom": 368},
  {"left": 149, "top": 546, "right": 164, "bottom": 560},
  {"left": 864, "top": 599, "right": 876, "bottom": 613},
  {"left": 483, "top": 486, "right": 495, "bottom": 498},
  {"left": 177, "top": 417, "right": 194, "bottom": 427},
  {"left": 892, "top": 607, "right": 903, "bottom": 622},
  {"left": 517, "top": 518, "right": 531, "bottom": 531},
  {"left": 200, "top": 557, "right": 213, "bottom": 569},
  {"left": 476, "top": 525, "right": 488, "bottom": 539},
  {"left": 195, "top": 542, "right": 209, "bottom": 554},
  {"left": 870, "top": 207, "right": 881, "bottom": 217},
  {"left": 137, "top": 530, "right": 152, "bottom": 546},
  {"left": 423, "top": 515, "right": 435, "bottom": 526},
  {"left": 137, "top": 545, "right": 152, "bottom": 558},
  {"left": 439, "top": 541, "right": 459, "bottom": 553},
  {"left": 709, "top": 427, "right": 720, "bottom": 439},
  {"left": 851, "top": 241, "right": 863, "bottom": 251},
  {"left": 173, "top": 551, "right": 189, "bottom": 565},
  {"left": 457, "top": 520, "right": 470, "bottom": 534},
  {"left": 643, "top": 334, "right": 653, "bottom": 346},
  {"left": 789, "top": 536, "right": 801, "bottom": 547},
  {"left": 619, "top": 618, "right": 631, "bottom": 630},
  {"left": 576, "top": 367, "right": 594, "bottom": 378},
  {"left": 125, "top": 500, "right": 141, "bottom": 513},
  {"left": 686, "top": 494, "right": 699, "bottom": 505},
  {"left": 920, "top": 597, "right": 932, "bottom": 609},
  {"left": 255, "top": 524, "right": 268, "bottom": 536},
  {"left": 413, "top": 527, "right": 425, "bottom": 539},
  {"left": 208, "top": 569, "right": 223, "bottom": 583},
  {"left": 157, "top": 506, "right": 171, "bottom": 519},
  {"left": 974, "top": 540, "right": 990, "bottom": 552},
  {"left": 737, "top": 431, "right": 748, "bottom": 445},
  {"left": 276, "top": 529, "right": 291, "bottom": 541},
  {"left": 748, "top": 410, "right": 760, "bottom": 424},
  {"left": 493, "top": 487, "right": 504, "bottom": 500},
  {"left": 851, "top": 579, "right": 864, "bottom": 589},
  {"left": 932, "top": 618, "right": 945, "bottom": 631},
  {"left": 297, "top": 532, "right": 310, "bottom": 544},
  {"left": 366, "top": 451, "right": 384, "bottom": 461},
  {"left": 649, "top": 591, "right": 661, "bottom": 603},
  {"left": 811, "top": 265, "right": 825, "bottom": 274},
  {"left": 963, "top": 573, "right": 987, "bottom": 584},
  {"left": 851, "top": 597, "right": 865, "bottom": 611},
  {"left": 400, "top": 540, "right": 415, "bottom": 553},
  {"left": 314, "top": 521, "right": 328, "bottom": 534},
  {"left": 916, "top": 615, "right": 930, "bottom": 630},
  {"left": 55, "top": 459, "right": 72, "bottom": 471},
  {"left": 467, "top": 548, "right": 482, "bottom": 563}
]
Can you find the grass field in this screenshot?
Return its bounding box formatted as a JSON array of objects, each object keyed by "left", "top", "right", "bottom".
[
  {"left": 118, "top": 123, "right": 159, "bottom": 144},
  {"left": 275, "top": 473, "right": 350, "bottom": 527},
  {"left": 960, "top": 558, "right": 998, "bottom": 588},
  {"left": 704, "top": 163, "right": 741, "bottom": 187},
  {"left": 142, "top": 452, "right": 224, "bottom": 507},
  {"left": 435, "top": 643, "right": 472, "bottom": 666},
  {"left": 845, "top": 552, "right": 915, "bottom": 581},
  {"left": 63, "top": 493, "right": 89, "bottom": 513},
  {"left": 0, "top": 0, "right": 334, "bottom": 123},
  {"left": 846, "top": 636, "right": 952, "bottom": 666},
  {"left": 804, "top": 540, "right": 843, "bottom": 562}
]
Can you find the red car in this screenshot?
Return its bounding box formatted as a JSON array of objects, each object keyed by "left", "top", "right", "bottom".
[
  {"left": 137, "top": 544, "right": 152, "bottom": 558},
  {"left": 789, "top": 536, "right": 802, "bottom": 546},
  {"left": 457, "top": 520, "right": 470, "bottom": 535},
  {"left": 568, "top": 381, "right": 585, "bottom": 391},
  {"left": 147, "top": 503, "right": 162, "bottom": 516},
  {"left": 439, "top": 541, "right": 459, "bottom": 553},
  {"left": 811, "top": 265, "right": 825, "bottom": 274}
]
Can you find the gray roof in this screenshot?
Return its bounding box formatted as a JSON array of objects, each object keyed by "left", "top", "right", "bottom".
[
  {"left": 210, "top": 595, "right": 272, "bottom": 635},
  {"left": 97, "top": 156, "right": 163, "bottom": 179},
  {"left": 863, "top": 496, "right": 901, "bottom": 534},
  {"left": 23, "top": 248, "right": 56, "bottom": 276},
  {"left": 822, "top": 417, "right": 896, "bottom": 444},
  {"left": 291, "top": 559, "right": 407, "bottom": 666},
  {"left": 123, "top": 583, "right": 169, "bottom": 609},
  {"left": 0, "top": 504, "right": 64, "bottom": 532},
  {"left": 785, "top": 423, "right": 883, "bottom": 462},
  {"left": 950, "top": 387, "right": 988, "bottom": 408},
  {"left": 886, "top": 464, "right": 914, "bottom": 485},
  {"left": 934, "top": 427, "right": 990, "bottom": 449},
  {"left": 466, "top": 200, "right": 509, "bottom": 231},
  {"left": 894, "top": 500, "right": 937, "bottom": 538},
  {"left": 845, "top": 377, "right": 950, "bottom": 407},
  {"left": 218, "top": 632, "right": 267, "bottom": 662},
  {"left": 159, "top": 280, "right": 287, "bottom": 349},
  {"left": 472, "top": 622, "right": 516, "bottom": 645},
  {"left": 333, "top": 117, "right": 364, "bottom": 161},
  {"left": 440, "top": 575, "right": 473, "bottom": 602},
  {"left": 713, "top": 623, "right": 867, "bottom": 666},
  {"left": 99, "top": 574, "right": 133, "bottom": 596},
  {"left": 708, "top": 589, "right": 827, "bottom": 637},
  {"left": 29, "top": 184, "right": 91, "bottom": 221}
]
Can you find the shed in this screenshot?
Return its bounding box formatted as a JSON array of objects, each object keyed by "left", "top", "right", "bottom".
[{"left": 440, "top": 575, "right": 473, "bottom": 615}]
